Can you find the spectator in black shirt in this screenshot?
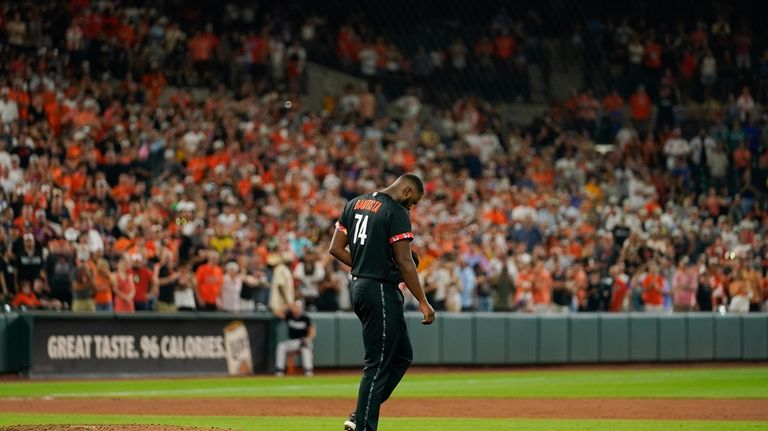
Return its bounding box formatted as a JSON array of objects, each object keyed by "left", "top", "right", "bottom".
[
  {"left": 15, "top": 233, "right": 45, "bottom": 293},
  {"left": 155, "top": 249, "right": 179, "bottom": 312}
]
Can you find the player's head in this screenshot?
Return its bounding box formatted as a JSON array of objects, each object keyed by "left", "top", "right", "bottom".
[{"left": 389, "top": 174, "right": 424, "bottom": 210}]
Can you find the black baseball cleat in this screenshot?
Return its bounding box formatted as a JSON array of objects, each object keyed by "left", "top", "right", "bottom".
[{"left": 343, "top": 411, "right": 356, "bottom": 430}]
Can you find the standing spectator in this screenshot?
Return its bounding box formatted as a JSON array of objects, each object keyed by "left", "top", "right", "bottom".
[
  {"left": 316, "top": 262, "right": 340, "bottom": 312},
  {"left": 458, "top": 255, "right": 476, "bottom": 312},
  {"left": 700, "top": 50, "right": 717, "bottom": 100},
  {"left": 629, "top": 85, "right": 652, "bottom": 135},
  {"left": 0, "top": 88, "right": 19, "bottom": 125},
  {"left": 219, "top": 261, "right": 243, "bottom": 312},
  {"left": 531, "top": 260, "right": 553, "bottom": 313},
  {"left": 268, "top": 252, "right": 295, "bottom": 318},
  {"left": 155, "top": 250, "right": 179, "bottom": 312},
  {"left": 672, "top": 257, "right": 698, "bottom": 311},
  {"left": 293, "top": 251, "right": 325, "bottom": 310},
  {"left": 736, "top": 86, "right": 755, "bottom": 123},
  {"left": 175, "top": 262, "right": 198, "bottom": 312},
  {"left": 90, "top": 253, "right": 114, "bottom": 312},
  {"left": 742, "top": 261, "right": 763, "bottom": 312},
  {"left": 707, "top": 144, "right": 730, "bottom": 191},
  {"left": 113, "top": 257, "right": 135, "bottom": 313},
  {"left": 689, "top": 129, "right": 716, "bottom": 192},
  {"left": 697, "top": 264, "right": 714, "bottom": 312},
  {"left": 642, "top": 262, "right": 666, "bottom": 312},
  {"left": 195, "top": 252, "right": 224, "bottom": 311},
  {"left": 609, "top": 263, "right": 630, "bottom": 312},
  {"left": 45, "top": 240, "right": 75, "bottom": 307},
  {"left": 551, "top": 261, "right": 572, "bottom": 312},
  {"left": 474, "top": 263, "right": 493, "bottom": 312},
  {"left": 129, "top": 254, "right": 154, "bottom": 311},
  {"left": 728, "top": 268, "right": 750, "bottom": 314},
  {"left": 16, "top": 233, "right": 45, "bottom": 295},
  {"left": 71, "top": 259, "right": 95, "bottom": 312},
  {"left": 187, "top": 27, "right": 219, "bottom": 82}
]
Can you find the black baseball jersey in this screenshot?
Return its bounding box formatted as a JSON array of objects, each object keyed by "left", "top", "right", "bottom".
[
  {"left": 337, "top": 192, "right": 413, "bottom": 284},
  {"left": 286, "top": 313, "right": 312, "bottom": 339}
]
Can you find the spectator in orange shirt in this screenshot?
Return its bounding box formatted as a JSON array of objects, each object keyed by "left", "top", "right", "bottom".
[
  {"left": 733, "top": 141, "right": 751, "bottom": 186},
  {"left": 531, "top": 260, "right": 553, "bottom": 313},
  {"left": 602, "top": 89, "right": 625, "bottom": 135},
  {"left": 12, "top": 280, "right": 41, "bottom": 310},
  {"left": 90, "top": 253, "right": 115, "bottom": 312},
  {"left": 188, "top": 27, "right": 219, "bottom": 82},
  {"left": 195, "top": 251, "right": 224, "bottom": 311},
  {"left": 642, "top": 263, "right": 666, "bottom": 312},
  {"left": 630, "top": 85, "right": 652, "bottom": 135}
]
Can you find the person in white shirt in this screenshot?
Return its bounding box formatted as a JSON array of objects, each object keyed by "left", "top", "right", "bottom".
[
  {"left": 293, "top": 251, "right": 325, "bottom": 310},
  {"left": 219, "top": 261, "right": 243, "bottom": 312},
  {"left": 0, "top": 89, "right": 19, "bottom": 124},
  {"left": 735, "top": 86, "right": 755, "bottom": 122},
  {"left": 663, "top": 128, "right": 691, "bottom": 172}
]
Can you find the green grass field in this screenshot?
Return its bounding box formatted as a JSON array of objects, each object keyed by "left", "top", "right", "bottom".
[{"left": 1, "top": 367, "right": 767, "bottom": 430}]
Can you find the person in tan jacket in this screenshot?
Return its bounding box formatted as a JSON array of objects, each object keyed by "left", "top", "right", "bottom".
[{"left": 268, "top": 252, "right": 295, "bottom": 318}]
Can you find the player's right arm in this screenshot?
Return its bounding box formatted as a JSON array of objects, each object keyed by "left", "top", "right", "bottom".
[{"left": 328, "top": 200, "right": 353, "bottom": 266}]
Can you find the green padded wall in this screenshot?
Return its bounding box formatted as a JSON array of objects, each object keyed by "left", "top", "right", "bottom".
[
  {"left": 658, "top": 315, "right": 687, "bottom": 361},
  {"left": 599, "top": 314, "right": 629, "bottom": 362},
  {"left": 307, "top": 313, "right": 338, "bottom": 367},
  {"left": 741, "top": 314, "right": 768, "bottom": 360},
  {"left": 715, "top": 315, "right": 742, "bottom": 360},
  {"left": 686, "top": 313, "right": 714, "bottom": 361},
  {"left": 569, "top": 315, "right": 599, "bottom": 362},
  {"left": 474, "top": 314, "right": 507, "bottom": 364},
  {"left": 538, "top": 316, "right": 568, "bottom": 363},
  {"left": 336, "top": 313, "right": 365, "bottom": 366},
  {"left": 440, "top": 313, "right": 474, "bottom": 364},
  {"left": 629, "top": 314, "right": 658, "bottom": 361},
  {"left": 405, "top": 312, "right": 441, "bottom": 364},
  {"left": 507, "top": 315, "right": 538, "bottom": 363}
]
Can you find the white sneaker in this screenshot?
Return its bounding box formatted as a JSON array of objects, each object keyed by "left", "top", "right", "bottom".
[
  {"left": 343, "top": 412, "right": 356, "bottom": 430},
  {"left": 304, "top": 370, "right": 314, "bottom": 377},
  {"left": 274, "top": 371, "right": 285, "bottom": 377}
]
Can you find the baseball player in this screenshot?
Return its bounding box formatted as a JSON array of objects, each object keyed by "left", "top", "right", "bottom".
[{"left": 329, "top": 174, "right": 436, "bottom": 431}]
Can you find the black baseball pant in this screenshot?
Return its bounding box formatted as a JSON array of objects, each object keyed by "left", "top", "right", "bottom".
[{"left": 350, "top": 277, "right": 413, "bottom": 431}]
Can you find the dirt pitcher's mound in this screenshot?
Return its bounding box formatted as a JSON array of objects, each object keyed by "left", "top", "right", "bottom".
[{"left": 0, "top": 426, "right": 227, "bottom": 431}]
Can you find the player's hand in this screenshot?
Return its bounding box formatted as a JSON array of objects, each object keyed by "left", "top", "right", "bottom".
[{"left": 419, "top": 300, "right": 435, "bottom": 325}]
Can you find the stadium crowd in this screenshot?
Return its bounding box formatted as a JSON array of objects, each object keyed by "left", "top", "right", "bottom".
[{"left": 0, "top": 1, "right": 767, "bottom": 315}]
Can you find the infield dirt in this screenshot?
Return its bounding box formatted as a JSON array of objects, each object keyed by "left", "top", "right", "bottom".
[{"left": 0, "top": 397, "right": 766, "bottom": 421}]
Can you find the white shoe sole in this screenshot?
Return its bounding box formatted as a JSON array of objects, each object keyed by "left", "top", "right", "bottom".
[{"left": 343, "top": 420, "right": 356, "bottom": 430}]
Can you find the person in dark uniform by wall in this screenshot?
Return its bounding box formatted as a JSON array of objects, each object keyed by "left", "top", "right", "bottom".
[
  {"left": 328, "top": 174, "right": 436, "bottom": 431},
  {"left": 274, "top": 300, "right": 315, "bottom": 377}
]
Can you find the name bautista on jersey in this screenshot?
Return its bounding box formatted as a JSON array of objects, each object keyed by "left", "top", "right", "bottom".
[{"left": 353, "top": 199, "right": 383, "bottom": 213}]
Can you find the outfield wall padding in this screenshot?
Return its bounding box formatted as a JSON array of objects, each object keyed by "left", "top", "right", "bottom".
[
  {"left": 3, "top": 311, "right": 767, "bottom": 375},
  {"left": 474, "top": 314, "right": 507, "bottom": 364},
  {"left": 599, "top": 315, "right": 629, "bottom": 362},
  {"left": 741, "top": 314, "right": 768, "bottom": 360},
  {"left": 405, "top": 313, "right": 441, "bottom": 364},
  {"left": 440, "top": 313, "right": 474, "bottom": 364},
  {"left": 686, "top": 314, "right": 715, "bottom": 361},
  {"left": 569, "top": 315, "right": 599, "bottom": 363},
  {"left": 506, "top": 315, "right": 538, "bottom": 363},
  {"left": 715, "top": 315, "right": 742, "bottom": 360}
]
